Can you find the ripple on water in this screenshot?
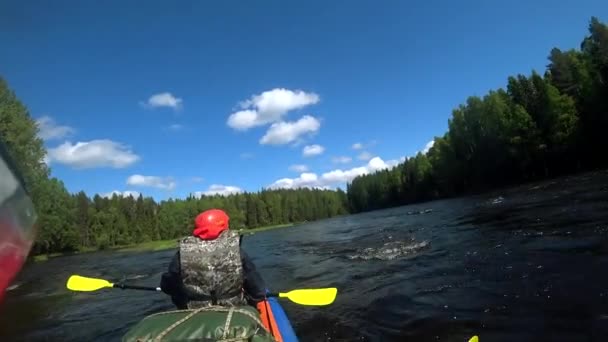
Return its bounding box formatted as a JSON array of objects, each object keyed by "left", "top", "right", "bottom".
[{"left": 347, "top": 240, "right": 429, "bottom": 261}]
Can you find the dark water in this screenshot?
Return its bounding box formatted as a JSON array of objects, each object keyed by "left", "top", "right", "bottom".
[{"left": 2, "top": 171, "right": 608, "bottom": 342}]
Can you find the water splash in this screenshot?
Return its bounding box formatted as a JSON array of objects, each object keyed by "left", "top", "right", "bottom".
[
  {"left": 348, "top": 240, "right": 429, "bottom": 261},
  {"left": 491, "top": 196, "right": 505, "bottom": 205},
  {"left": 407, "top": 209, "right": 434, "bottom": 215},
  {"left": 124, "top": 274, "right": 147, "bottom": 281}
]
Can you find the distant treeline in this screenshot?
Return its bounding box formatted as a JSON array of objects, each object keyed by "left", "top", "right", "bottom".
[
  {"left": 347, "top": 17, "right": 608, "bottom": 212},
  {"left": 39, "top": 188, "right": 348, "bottom": 254},
  {"left": 0, "top": 78, "right": 348, "bottom": 255}
]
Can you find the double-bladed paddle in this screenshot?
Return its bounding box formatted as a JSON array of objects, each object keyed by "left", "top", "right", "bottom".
[{"left": 66, "top": 275, "right": 337, "bottom": 306}]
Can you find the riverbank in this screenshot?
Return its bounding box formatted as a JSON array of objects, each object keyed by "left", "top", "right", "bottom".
[{"left": 32, "top": 222, "right": 297, "bottom": 261}]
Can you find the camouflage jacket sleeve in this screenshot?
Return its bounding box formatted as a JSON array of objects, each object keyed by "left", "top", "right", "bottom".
[
  {"left": 241, "top": 249, "right": 267, "bottom": 303},
  {"left": 160, "top": 251, "right": 188, "bottom": 309}
]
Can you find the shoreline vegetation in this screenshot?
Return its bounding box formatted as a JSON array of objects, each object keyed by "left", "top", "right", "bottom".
[
  {"left": 1, "top": 17, "right": 607, "bottom": 260},
  {"left": 32, "top": 222, "right": 297, "bottom": 262},
  {"left": 347, "top": 17, "right": 608, "bottom": 213}
]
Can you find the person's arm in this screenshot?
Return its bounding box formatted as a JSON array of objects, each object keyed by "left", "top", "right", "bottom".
[
  {"left": 240, "top": 249, "right": 267, "bottom": 303},
  {"left": 160, "top": 251, "right": 188, "bottom": 309},
  {"left": 160, "top": 251, "right": 180, "bottom": 295}
]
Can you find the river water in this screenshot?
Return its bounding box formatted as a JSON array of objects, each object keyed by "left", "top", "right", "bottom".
[{"left": 2, "top": 171, "right": 608, "bottom": 341}]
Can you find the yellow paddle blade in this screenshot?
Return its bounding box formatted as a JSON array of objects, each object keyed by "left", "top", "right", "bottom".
[
  {"left": 279, "top": 288, "right": 338, "bottom": 306},
  {"left": 468, "top": 336, "right": 479, "bottom": 342},
  {"left": 66, "top": 275, "right": 114, "bottom": 292}
]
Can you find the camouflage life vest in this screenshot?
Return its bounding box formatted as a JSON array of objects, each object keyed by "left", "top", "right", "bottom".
[{"left": 179, "top": 230, "right": 247, "bottom": 309}]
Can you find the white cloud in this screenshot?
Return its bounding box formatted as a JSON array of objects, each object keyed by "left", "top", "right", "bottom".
[
  {"left": 268, "top": 156, "right": 400, "bottom": 190},
  {"left": 357, "top": 151, "right": 373, "bottom": 161},
  {"left": 422, "top": 140, "right": 435, "bottom": 154},
  {"left": 352, "top": 140, "right": 377, "bottom": 150},
  {"left": 36, "top": 116, "right": 75, "bottom": 141},
  {"left": 101, "top": 190, "right": 141, "bottom": 198},
  {"left": 127, "top": 174, "right": 176, "bottom": 190},
  {"left": 141, "top": 92, "right": 183, "bottom": 110},
  {"left": 332, "top": 156, "right": 352, "bottom": 164},
  {"left": 319, "top": 166, "right": 369, "bottom": 185},
  {"left": 240, "top": 152, "right": 255, "bottom": 159},
  {"left": 194, "top": 184, "right": 243, "bottom": 197},
  {"left": 302, "top": 144, "right": 325, "bottom": 157},
  {"left": 227, "top": 110, "right": 259, "bottom": 131},
  {"left": 289, "top": 164, "right": 309, "bottom": 172},
  {"left": 168, "top": 124, "right": 183, "bottom": 131},
  {"left": 260, "top": 115, "right": 320, "bottom": 145},
  {"left": 323, "top": 157, "right": 395, "bottom": 184},
  {"left": 227, "top": 88, "right": 320, "bottom": 131},
  {"left": 241, "top": 88, "right": 319, "bottom": 117},
  {"left": 267, "top": 173, "right": 327, "bottom": 190},
  {"left": 47, "top": 140, "right": 140, "bottom": 169}
]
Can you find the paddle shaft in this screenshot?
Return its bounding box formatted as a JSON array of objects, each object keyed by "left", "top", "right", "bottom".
[
  {"left": 112, "top": 283, "right": 278, "bottom": 297},
  {"left": 113, "top": 283, "right": 274, "bottom": 296},
  {"left": 113, "top": 283, "right": 161, "bottom": 291}
]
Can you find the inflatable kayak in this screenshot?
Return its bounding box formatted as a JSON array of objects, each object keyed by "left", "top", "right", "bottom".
[
  {"left": 257, "top": 296, "right": 298, "bottom": 342},
  {"left": 122, "top": 293, "right": 298, "bottom": 341}
]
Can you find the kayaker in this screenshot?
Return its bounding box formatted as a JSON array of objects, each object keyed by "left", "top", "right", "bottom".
[
  {"left": 160, "top": 208, "right": 267, "bottom": 309},
  {"left": 0, "top": 141, "right": 37, "bottom": 304}
]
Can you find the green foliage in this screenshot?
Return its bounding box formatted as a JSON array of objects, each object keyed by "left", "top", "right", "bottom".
[
  {"left": 347, "top": 17, "right": 608, "bottom": 213},
  {"left": 29, "top": 186, "right": 348, "bottom": 255},
  {"left": 0, "top": 78, "right": 49, "bottom": 190},
  {"left": 27, "top": 187, "right": 348, "bottom": 255}
]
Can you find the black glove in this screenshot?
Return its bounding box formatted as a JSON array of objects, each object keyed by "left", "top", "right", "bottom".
[
  {"left": 160, "top": 272, "right": 175, "bottom": 295},
  {"left": 160, "top": 251, "right": 182, "bottom": 295}
]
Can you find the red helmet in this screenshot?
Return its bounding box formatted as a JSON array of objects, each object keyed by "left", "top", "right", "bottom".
[{"left": 193, "top": 209, "right": 229, "bottom": 240}]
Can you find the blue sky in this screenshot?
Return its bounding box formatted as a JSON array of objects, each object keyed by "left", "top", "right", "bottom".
[{"left": 1, "top": 0, "right": 606, "bottom": 200}]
